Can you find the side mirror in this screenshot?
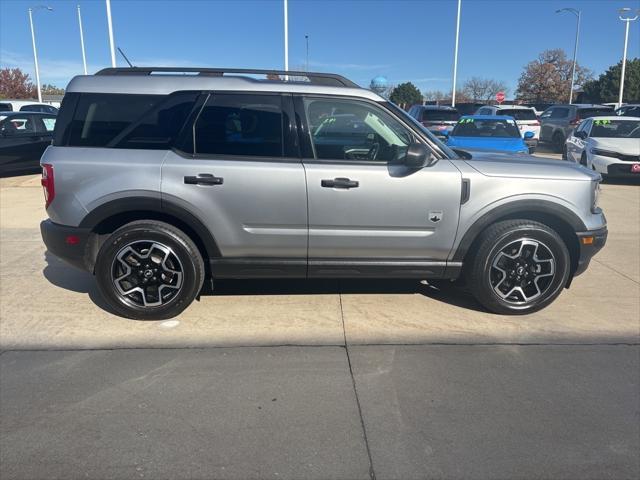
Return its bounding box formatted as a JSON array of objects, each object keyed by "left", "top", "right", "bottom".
[
  {"left": 404, "top": 142, "right": 435, "bottom": 168},
  {"left": 523, "top": 131, "right": 535, "bottom": 139}
]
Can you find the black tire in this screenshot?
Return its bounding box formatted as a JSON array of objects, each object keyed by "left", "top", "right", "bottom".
[
  {"left": 561, "top": 144, "right": 567, "bottom": 160},
  {"left": 95, "top": 220, "right": 205, "bottom": 320},
  {"left": 465, "top": 219, "right": 570, "bottom": 315},
  {"left": 552, "top": 132, "right": 565, "bottom": 153}
]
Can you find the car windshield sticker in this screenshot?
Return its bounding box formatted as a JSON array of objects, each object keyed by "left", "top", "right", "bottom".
[
  {"left": 593, "top": 119, "right": 611, "bottom": 126},
  {"left": 459, "top": 118, "right": 474, "bottom": 124}
]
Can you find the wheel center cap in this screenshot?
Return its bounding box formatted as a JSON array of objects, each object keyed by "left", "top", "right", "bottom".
[
  {"left": 143, "top": 269, "right": 154, "bottom": 278},
  {"left": 516, "top": 266, "right": 525, "bottom": 275}
]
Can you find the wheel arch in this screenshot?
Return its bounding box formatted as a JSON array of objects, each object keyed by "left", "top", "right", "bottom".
[
  {"left": 453, "top": 200, "right": 583, "bottom": 277},
  {"left": 79, "top": 197, "right": 221, "bottom": 273}
]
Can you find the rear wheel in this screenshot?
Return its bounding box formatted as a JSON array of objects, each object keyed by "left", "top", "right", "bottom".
[
  {"left": 95, "top": 220, "right": 205, "bottom": 320},
  {"left": 465, "top": 220, "right": 570, "bottom": 315}
]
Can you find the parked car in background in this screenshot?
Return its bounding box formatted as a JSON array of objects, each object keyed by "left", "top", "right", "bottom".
[
  {"left": 615, "top": 104, "right": 640, "bottom": 117},
  {"left": 444, "top": 115, "right": 532, "bottom": 154},
  {"left": 564, "top": 116, "right": 640, "bottom": 177},
  {"left": 408, "top": 105, "right": 460, "bottom": 136},
  {"left": 0, "top": 100, "right": 59, "bottom": 114},
  {"left": 475, "top": 105, "right": 540, "bottom": 152},
  {"left": 0, "top": 112, "right": 57, "bottom": 175},
  {"left": 539, "top": 104, "right": 614, "bottom": 152},
  {"left": 524, "top": 103, "right": 553, "bottom": 118}
]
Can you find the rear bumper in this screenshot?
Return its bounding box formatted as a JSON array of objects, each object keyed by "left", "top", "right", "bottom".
[
  {"left": 606, "top": 163, "right": 640, "bottom": 177},
  {"left": 574, "top": 227, "right": 608, "bottom": 277},
  {"left": 40, "top": 220, "right": 93, "bottom": 271}
]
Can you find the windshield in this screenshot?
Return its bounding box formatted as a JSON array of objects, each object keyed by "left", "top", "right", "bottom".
[
  {"left": 422, "top": 109, "right": 460, "bottom": 122},
  {"left": 384, "top": 102, "right": 457, "bottom": 158},
  {"left": 452, "top": 118, "right": 521, "bottom": 138},
  {"left": 497, "top": 109, "right": 537, "bottom": 121},
  {"left": 590, "top": 119, "right": 640, "bottom": 138}
]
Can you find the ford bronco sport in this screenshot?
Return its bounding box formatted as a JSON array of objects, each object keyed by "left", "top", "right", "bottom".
[{"left": 40, "top": 67, "right": 607, "bottom": 319}]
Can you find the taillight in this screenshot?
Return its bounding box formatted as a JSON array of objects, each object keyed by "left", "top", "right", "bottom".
[{"left": 41, "top": 164, "right": 55, "bottom": 208}]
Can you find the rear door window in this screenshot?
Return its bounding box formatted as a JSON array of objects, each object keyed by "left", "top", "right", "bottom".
[
  {"left": 0, "top": 115, "right": 37, "bottom": 135},
  {"left": 193, "top": 94, "right": 284, "bottom": 157}
]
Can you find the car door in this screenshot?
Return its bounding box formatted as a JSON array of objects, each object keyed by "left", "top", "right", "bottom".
[
  {"left": 0, "top": 114, "right": 42, "bottom": 172},
  {"left": 161, "top": 92, "right": 308, "bottom": 277},
  {"left": 297, "top": 96, "right": 462, "bottom": 278}
]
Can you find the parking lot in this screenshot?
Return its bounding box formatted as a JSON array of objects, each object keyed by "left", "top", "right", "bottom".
[{"left": 1, "top": 154, "right": 639, "bottom": 479}]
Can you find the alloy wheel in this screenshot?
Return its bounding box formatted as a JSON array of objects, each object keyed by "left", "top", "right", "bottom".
[
  {"left": 111, "top": 240, "right": 184, "bottom": 308},
  {"left": 489, "top": 238, "right": 556, "bottom": 305}
]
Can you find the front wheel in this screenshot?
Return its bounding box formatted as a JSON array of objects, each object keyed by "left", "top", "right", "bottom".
[
  {"left": 465, "top": 220, "right": 570, "bottom": 315},
  {"left": 95, "top": 220, "right": 205, "bottom": 320}
]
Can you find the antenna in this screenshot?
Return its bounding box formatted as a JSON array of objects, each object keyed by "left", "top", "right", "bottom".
[{"left": 117, "top": 47, "right": 134, "bottom": 67}]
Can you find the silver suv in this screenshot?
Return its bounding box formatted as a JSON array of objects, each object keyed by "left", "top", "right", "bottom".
[{"left": 40, "top": 67, "right": 607, "bottom": 319}]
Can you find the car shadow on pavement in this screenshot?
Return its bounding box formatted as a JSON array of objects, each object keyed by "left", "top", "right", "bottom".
[
  {"left": 43, "top": 251, "right": 486, "bottom": 316},
  {"left": 42, "top": 251, "right": 120, "bottom": 315}
]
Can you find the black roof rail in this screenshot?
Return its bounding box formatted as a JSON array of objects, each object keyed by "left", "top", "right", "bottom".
[{"left": 94, "top": 67, "right": 360, "bottom": 88}]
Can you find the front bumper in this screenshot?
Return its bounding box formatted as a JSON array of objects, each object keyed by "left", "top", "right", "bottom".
[
  {"left": 40, "top": 220, "right": 93, "bottom": 271},
  {"left": 574, "top": 227, "right": 608, "bottom": 277}
]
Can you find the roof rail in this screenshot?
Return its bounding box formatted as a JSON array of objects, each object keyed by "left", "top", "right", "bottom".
[{"left": 94, "top": 67, "right": 360, "bottom": 88}]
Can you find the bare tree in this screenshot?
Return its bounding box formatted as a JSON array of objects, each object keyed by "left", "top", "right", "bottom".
[
  {"left": 516, "top": 49, "right": 592, "bottom": 103},
  {"left": 462, "top": 77, "right": 508, "bottom": 103},
  {"left": 423, "top": 90, "right": 447, "bottom": 104}
]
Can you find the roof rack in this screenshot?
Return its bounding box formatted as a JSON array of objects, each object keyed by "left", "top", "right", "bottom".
[{"left": 94, "top": 67, "right": 360, "bottom": 88}]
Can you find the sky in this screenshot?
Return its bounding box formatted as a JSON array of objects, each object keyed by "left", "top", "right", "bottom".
[{"left": 1, "top": 0, "right": 639, "bottom": 96}]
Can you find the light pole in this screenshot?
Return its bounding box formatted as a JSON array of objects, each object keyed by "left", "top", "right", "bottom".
[
  {"left": 77, "top": 5, "right": 87, "bottom": 75},
  {"left": 451, "top": 0, "right": 461, "bottom": 107},
  {"left": 105, "top": 0, "right": 116, "bottom": 68},
  {"left": 28, "top": 5, "right": 53, "bottom": 103},
  {"left": 283, "top": 0, "right": 289, "bottom": 71},
  {"left": 618, "top": 7, "right": 639, "bottom": 108},
  {"left": 556, "top": 8, "right": 581, "bottom": 104}
]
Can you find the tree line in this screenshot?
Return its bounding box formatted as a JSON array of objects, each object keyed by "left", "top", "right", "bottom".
[{"left": 388, "top": 49, "right": 640, "bottom": 109}]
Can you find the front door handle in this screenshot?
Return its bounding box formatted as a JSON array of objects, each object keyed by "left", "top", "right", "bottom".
[
  {"left": 184, "top": 174, "right": 224, "bottom": 186},
  {"left": 321, "top": 177, "right": 359, "bottom": 189}
]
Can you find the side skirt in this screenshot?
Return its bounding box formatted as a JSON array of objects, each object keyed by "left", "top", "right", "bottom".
[{"left": 210, "top": 258, "right": 462, "bottom": 280}]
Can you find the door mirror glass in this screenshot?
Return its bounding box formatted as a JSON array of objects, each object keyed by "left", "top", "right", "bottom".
[{"left": 404, "top": 142, "right": 434, "bottom": 168}]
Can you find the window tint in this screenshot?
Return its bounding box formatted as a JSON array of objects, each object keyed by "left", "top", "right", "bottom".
[
  {"left": 194, "top": 94, "right": 283, "bottom": 157},
  {"left": 0, "top": 116, "right": 36, "bottom": 135},
  {"left": 68, "top": 94, "right": 162, "bottom": 147},
  {"left": 497, "top": 109, "right": 537, "bottom": 120},
  {"left": 116, "top": 92, "right": 199, "bottom": 150},
  {"left": 304, "top": 98, "right": 412, "bottom": 162},
  {"left": 422, "top": 109, "right": 460, "bottom": 122},
  {"left": 452, "top": 118, "right": 520, "bottom": 138},
  {"left": 550, "top": 108, "right": 568, "bottom": 118},
  {"left": 619, "top": 106, "right": 640, "bottom": 117},
  {"left": 590, "top": 119, "right": 640, "bottom": 138},
  {"left": 0, "top": 103, "right": 12, "bottom": 112}
]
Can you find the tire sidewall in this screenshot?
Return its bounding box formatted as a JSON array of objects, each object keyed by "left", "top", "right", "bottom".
[
  {"left": 95, "top": 224, "right": 203, "bottom": 320},
  {"left": 476, "top": 225, "right": 570, "bottom": 314}
]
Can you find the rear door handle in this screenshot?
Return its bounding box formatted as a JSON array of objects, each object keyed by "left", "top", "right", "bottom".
[
  {"left": 321, "top": 177, "right": 359, "bottom": 189},
  {"left": 184, "top": 174, "right": 224, "bottom": 186}
]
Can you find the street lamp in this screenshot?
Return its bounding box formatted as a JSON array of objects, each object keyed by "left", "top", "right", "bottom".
[
  {"left": 77, "top": 5, "right": 87, "bottom": 75},
  {"left": 618, "top": 7, "right": 639, "bottom": 108},
  {"left": 556, "top": 8, "right": 581, "bottom": 104},
  {"left": 105, "top": 0, "right": 116, "bottom": 68},
  {"left": 451, "top": 0, "right": 461, "bottom": 107},
  {"left": 305, "top": 34, "right": 309, "bottom": 72},
  {"left": 283, "top": 0, "right": 289, "bottom": 71},
  {"left": 28, "top": 5, "right": 53, "bottom": 103}
]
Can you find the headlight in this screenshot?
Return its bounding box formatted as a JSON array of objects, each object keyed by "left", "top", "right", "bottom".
[
  {"left": 591, "top": 180, "right": 601, "bottom": 214},
  {"left": 590, "top": 148, "right": 619, "bottom": 158}
]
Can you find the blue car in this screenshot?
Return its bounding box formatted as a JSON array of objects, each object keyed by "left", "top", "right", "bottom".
[{"left": 444, "top": 115, "right": 534, "bottom": 154}]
